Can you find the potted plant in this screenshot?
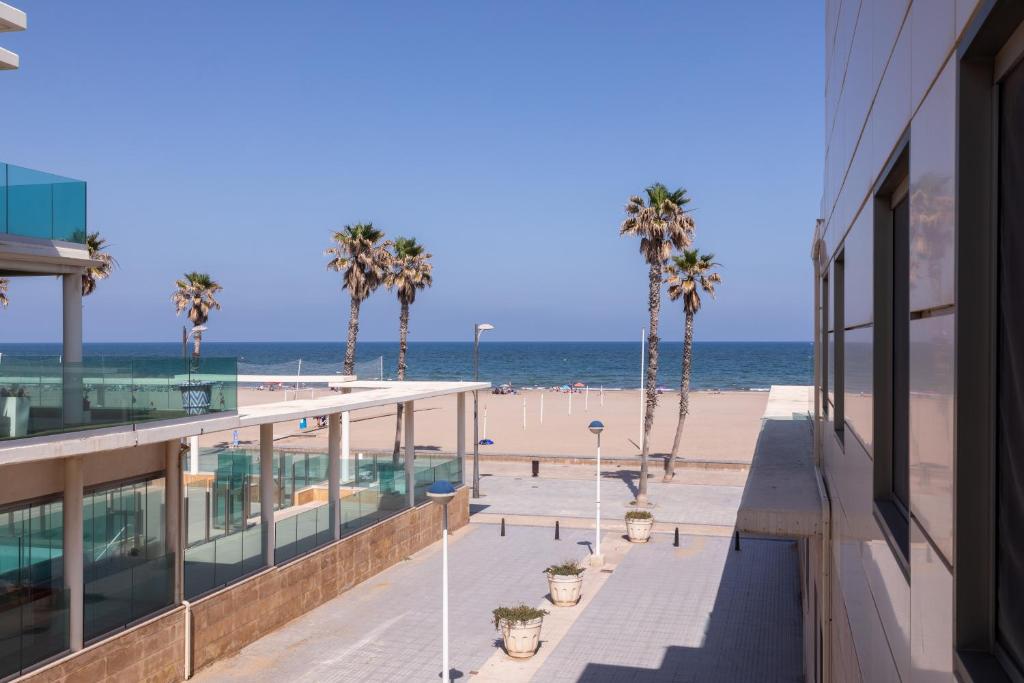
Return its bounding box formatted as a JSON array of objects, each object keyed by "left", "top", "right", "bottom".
[
  {"left": 493, "top": 604, "right": 548, "bottom": 658},
  {"left": 544, "top": 560, "right": 584, "bottom": 607},
  {"left": 625, "top": 509, "right": 654, "bottom": 543}
]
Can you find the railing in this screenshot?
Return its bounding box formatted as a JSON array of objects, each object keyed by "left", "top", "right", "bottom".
[
  {"left": 0, "top": 162, "right": 87, "bottom": 243},
  {"left": 273, "top": 504, "right": 334, "bottom": 565},
  {"left": 413, "top": 455, "right": 463, "bottom": 504},
  {"left": 0, "top": 356, "right": 238, "bottom": 440},
  {"left": 184, "top": 523, "right": 265, "bottom": 600}
]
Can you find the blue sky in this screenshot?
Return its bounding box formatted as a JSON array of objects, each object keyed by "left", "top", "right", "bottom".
[{"left": 2, "top": 1, "right": 823, "bottom": 344}]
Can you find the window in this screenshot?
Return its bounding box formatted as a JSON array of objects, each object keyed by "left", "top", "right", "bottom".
[
  {"left": 872, "top": 146, "right": 910, "bottom": 565},
  {"left": 955, "top": 5, "right": 1024, "bottom": 679},
  {"left": 833, "top": 251, "right": 845, "bottom": 441}
]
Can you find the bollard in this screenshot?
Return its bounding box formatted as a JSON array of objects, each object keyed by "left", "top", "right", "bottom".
[
  {"left": 500, "top": 518, "right": 506, "bottom": 537},
  {"left": 532, "top": 460, "right": 539, "bottom": 477},
  {"left": 555, "top": 520, "right": 560, "bottom": 540},
  {"left": 734, "top": 530, "right": 741, "bottom": 551},
  {"left": 674, "top": 527, "right": 679, "bottom": 547}
]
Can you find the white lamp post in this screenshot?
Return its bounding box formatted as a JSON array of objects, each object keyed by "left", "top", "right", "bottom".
[
  {"left": 472, "top": 323, "right": 494, "bottom": 498},
  {"left": 184, "top": 324, "right": 208, "bottom": 475},
  {"left": 427, "top": 480, "right": 457, "bottom": 683},
  {"left": 588, "top": 420, "right": 604, "bottom": 566}
]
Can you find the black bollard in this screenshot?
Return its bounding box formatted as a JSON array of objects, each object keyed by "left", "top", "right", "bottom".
[
  {"left": 555, "top": 520, "right": 560, "bottom": 540},
  {"left": 500, "top": 518, "right": 506, "bottom": 537},
  {"left": 532, "top": 460, "right": 539, "bottom": 477},
  {"left": 674, "top": 527, "right": 680, "bottom": 547},
  {"left": 734, "top": 530, "right": 741, "bottom": 551}
]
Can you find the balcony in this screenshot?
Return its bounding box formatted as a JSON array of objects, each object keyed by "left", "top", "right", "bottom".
[
  {"left": 0, "top": 356, "right": 238, "bottom": 440},
  {"left": 0, "top": 163, "right": 87, "bottom": 243}
]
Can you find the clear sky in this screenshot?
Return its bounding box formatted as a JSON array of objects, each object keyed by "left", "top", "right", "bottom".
[{"left": 2, "top": 1, "right": 823, "bottom": 344}]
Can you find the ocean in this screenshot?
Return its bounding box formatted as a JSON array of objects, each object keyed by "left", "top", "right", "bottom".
[{"left": 0, "top": 341, "right": 812, "bottom": 391}]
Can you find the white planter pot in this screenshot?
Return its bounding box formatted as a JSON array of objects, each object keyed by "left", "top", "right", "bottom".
[
  {"left": 500, "top": 617, "right": 543, "bottom": 658},
  {"left": 179, "top": 381, "right": 213, "bottom": 416},
  {"left": 626, "top": 517, "right": 654, "bottom": 543},
  {"left": 547, "top": 573, "right": 583, "bottom": 607}
]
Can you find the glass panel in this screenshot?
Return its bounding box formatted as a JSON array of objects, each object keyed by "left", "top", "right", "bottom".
[
  {"left": 83, "top": 478, "right": 171, "bottom": 641},
  {"left": 0, "top": 498, "right": 67, "bottom": 679},
  {"left": 273, "top": 504, "right": 333, "bottom": 565},
  {"left": 4, "top": 164, "right": 86, "bottom": 242},
  {"left": 0, "top": 356, "right": 238, "bottom": 440}
]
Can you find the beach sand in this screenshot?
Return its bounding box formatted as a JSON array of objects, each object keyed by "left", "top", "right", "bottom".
[{"left": 200, "top": 387, "right": 769, "bottom": 464}]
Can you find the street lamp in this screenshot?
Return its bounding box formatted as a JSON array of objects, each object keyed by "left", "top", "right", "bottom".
[
  {"left": 427, "top": 480, "right": 457, "bottom": 683},
  {"left": 588, "top": 420, "right": 604, "bottom": 567},
  {"left": 472, "top": 323, "right": 494, "bottom": 498}
]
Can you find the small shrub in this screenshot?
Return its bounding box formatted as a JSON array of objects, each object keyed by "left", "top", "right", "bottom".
[
  {"left": 493, "top": 604, "right": 548, "bottom": 630},
  {"left": 544, "top": 560, "right": 584, "bottom": 577},
  {"left": 625, "top": 510, "right": 653, "bottom": 520}
]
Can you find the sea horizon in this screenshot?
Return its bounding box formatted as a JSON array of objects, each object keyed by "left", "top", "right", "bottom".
[{"left": 0, "top": 340, "right": 813, "bottom": 391}]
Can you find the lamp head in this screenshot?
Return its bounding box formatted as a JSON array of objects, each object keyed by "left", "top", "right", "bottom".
[
  {"left": 588, "top": 420, "right": 604, "bottom": 435},
  {"left": 475, "top": 323, "right": 494, "bottom": 333},
  {"left": 426, "top": 480, "right": 457, "bottom": 506}
]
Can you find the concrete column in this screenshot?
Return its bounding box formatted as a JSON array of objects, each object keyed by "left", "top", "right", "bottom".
[
  {"left": 404, "top": 401, "right": 415, "bottom": 507},
  {"left": 259, "top": 423, "right": 275, "bottom": 566},
  {"left": 456, "top": 393, "right": 466, "bottom": 486},
  {"left": 189, "top": 435, "right": 200, "bottom": 475},
  {"left": 62, "top": 273, "right": 83, "bottom": 427},
  {"left": 63, "top": 456, "right": 84, "bottom": 651},
  {"left": 328, "top": 413, "right": 341, "bottom": 540},
  {"left": 341, "top": 412, "right": 351, "bottom": 482},
  {"left": 165, "top": 440, "right": 183, "bottom": 603}
]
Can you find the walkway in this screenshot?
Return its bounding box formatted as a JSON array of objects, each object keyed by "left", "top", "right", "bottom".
[{"left": 195, "top": 524, "right": 802, "bottom": 682}]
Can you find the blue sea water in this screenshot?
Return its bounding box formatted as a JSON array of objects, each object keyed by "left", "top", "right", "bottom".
[{"left": 0, "top": 341, "right": 812, "bottom": 391}]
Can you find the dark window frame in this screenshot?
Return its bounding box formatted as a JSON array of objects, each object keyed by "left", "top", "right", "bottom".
[
  {"left": 834, "top": 250, "right": 845, "bottom": 444},
  {"left": 872, "top": 142, "right": 911, "bottom": 572},
  {"left": 956, "top": 2, "right": 1024, "bottom": 681}
]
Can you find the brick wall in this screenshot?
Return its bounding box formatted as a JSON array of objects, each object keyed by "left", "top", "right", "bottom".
[
  {"left": 190, "top": 486, "right": 470, "bottom": 673},
  {"left": 19, "top": 607, "right": 184, "bottom": 683}
]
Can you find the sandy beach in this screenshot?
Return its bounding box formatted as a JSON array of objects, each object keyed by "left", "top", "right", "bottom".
[{"left": 199, "top": 386, "right": 769, "bottom": 464}]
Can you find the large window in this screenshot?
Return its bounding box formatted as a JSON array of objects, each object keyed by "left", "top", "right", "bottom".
[
  {"left": 82, "top": 476, "right": 172, "bottom": 643},
  {"left": 873, "top": 149, "right": 910, "bottom": 564},
  {"left": 0, "top": 498, "right": 67, "bottom": 679},
  {"left": 833, "top": 251, "right": 845, "bottom": 441},
  {"left": 996, "top": 46, "right": 1024, "bottom": 678}
]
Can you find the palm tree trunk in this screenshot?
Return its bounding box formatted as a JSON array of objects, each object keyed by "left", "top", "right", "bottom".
[
  {"left": 392, "top": 301, "right": 410, "bottom": 464},
  {"left": 637, "top": 262, "right": 661, "bottom": 505},
  {"left": 344, "top": 297, "right": 361, "bottom": 376},
  {"left": 665, "top": 311, "right": 694, "bottom": 481},
  {"left": 193, "top": 328, "right": 202, "bottom": 358}
]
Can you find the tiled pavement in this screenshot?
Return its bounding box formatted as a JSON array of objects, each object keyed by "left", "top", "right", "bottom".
[
  {"left": 195, "top": 522, "right": 802, "bottom": 682},
  {"left": 472, "top": 473, "right": 743, "bottom": 527},
  {"left": 531, "top": 536, "right": 803, "bottom": 682}
]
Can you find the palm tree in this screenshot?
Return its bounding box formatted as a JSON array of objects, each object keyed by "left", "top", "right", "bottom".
[
  {"left": 82, "top": 232, "right": 117, "bottom": 296},
  {"left": 620, "top": 183, "right": 695, "bottom": 504},
  {"left": 172, "top": 272, "right": 222, "bottom": 358},
  {"left": 385, "top": 237, "right": 434, "bottom": 462},
  {"left": 0, "top": 279, "right": 8, "bottom": 309},
  {"left": 663, "top": 250, "right": 721, "bottom": 481},
  {"left": 325, "top": 223, "right": 391, "bottom": 375}
]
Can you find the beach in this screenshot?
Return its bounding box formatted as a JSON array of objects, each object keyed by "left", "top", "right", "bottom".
[{"left": 200, "top": 386, "right": 769, "bottom": 464}]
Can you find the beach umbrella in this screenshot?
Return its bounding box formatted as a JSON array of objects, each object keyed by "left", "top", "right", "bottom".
[
  {"left": 574, "top": 382, "right": 585, "bottom": 388},
  {"left": 560, "top": 384, "right": 570, "bottom": 391}
]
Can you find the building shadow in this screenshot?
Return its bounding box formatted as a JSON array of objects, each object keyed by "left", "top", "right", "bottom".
[{"left": 574, "top": 537, "right": 803, "bottom": 682}]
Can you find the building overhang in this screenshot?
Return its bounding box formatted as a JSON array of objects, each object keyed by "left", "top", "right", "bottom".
[
  {"left": 0, "top": 3, "right": 26, "bottom": 32},
  {"left": 0, "top": 380, "right": 489, "bottom": 467},
  {"left": 0, "top": 234, "right": 101, "bottom": 275},
  {"left": 0, "top": 45, "right": 17, "bottom": 70}
]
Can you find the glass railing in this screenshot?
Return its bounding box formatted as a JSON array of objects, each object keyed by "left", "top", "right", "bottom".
[
  {"left": 82, "top": 552, "right": 173, "bottom": 643},
  {"left": 0, "top": 163, "right": 87, "bottom": 243},
  {"left": 413, "top": 455, "right": 463, "bottom": 505},
  {"left": 273, "top": 504, "right": 334, "bottom": 565},
  {"left": 0, "top": 356, "right": 238, "bottom": 440},
  {"left": 184, "top": 523, "right": 265, "bottom": 600}
]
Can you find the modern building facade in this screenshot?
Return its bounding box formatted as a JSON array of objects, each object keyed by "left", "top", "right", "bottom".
[
  {"left": 0, "top": 163, "right": 479, "bottom": 680},
  {"left": 0, "top": 2, "right": 25, "bottom": 71},
  {"left": 812, "top": 1, "right": 1024, "bottom": 680}
]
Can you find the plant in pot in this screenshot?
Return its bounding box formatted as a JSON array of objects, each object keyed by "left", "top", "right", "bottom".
[
  {"left": 172, "top": 272, "right": 222, "bottom": 416},
  {"left": 493, "top": 604, "right": 548, "bottom": 658},
  {"left": 625, "top": 509, "right": 654, "bottom": 543},
  {"left": 544, "top": 560, "right": 584, "bottom": 607}
]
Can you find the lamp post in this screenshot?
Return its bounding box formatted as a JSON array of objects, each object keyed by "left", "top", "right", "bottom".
[
  {"left": 472, "top": 323, "right": 494, "bottom": 498},
  {"left": 183, "top": 324, "right": 208, "bottom": 476},
  {"left": 588, "top": 420, "right": 604, "bottom": 566},
  {"left": 427, "top": 480, "right": 457, "bottom": 683}
]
